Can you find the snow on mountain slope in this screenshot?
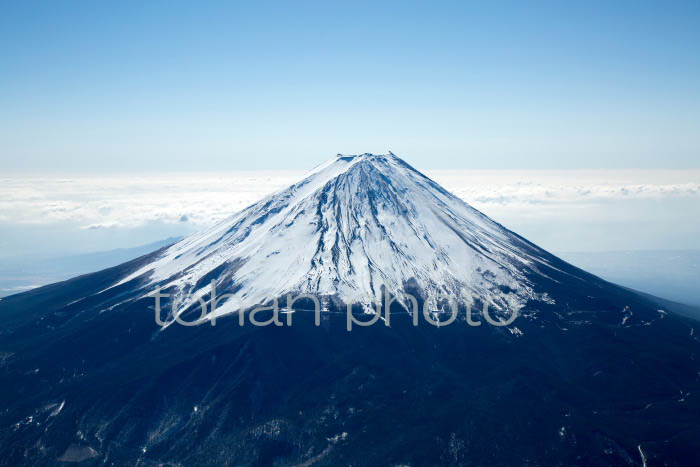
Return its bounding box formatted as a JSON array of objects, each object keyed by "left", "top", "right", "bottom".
[{"left": 113, "top": 153, "right": 561, "bottom": 321}]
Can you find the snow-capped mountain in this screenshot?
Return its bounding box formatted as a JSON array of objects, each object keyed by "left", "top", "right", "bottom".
[
  {"left": 113, "top": 152, "right": 564, "bottom": 321},
  {"left": 2, "top": 153, "right": 700, "bottom": 466}
]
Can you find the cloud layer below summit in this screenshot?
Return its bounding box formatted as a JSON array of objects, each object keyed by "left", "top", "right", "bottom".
[{"left": 1, "top": 169, "right": 699, "bottom": 258}]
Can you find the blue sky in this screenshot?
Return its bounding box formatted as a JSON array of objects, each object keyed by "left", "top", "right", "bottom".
[{"left": 1, "top": 0, "right": 699, "bottom": 171}]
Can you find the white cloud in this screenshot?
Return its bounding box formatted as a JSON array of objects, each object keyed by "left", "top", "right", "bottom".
[
  {"left": 0, "top": 172, "right": 304, "bottom": 228},
  {"left": 428, "top": 169, "right": 700, "bottom": 209},
  {"left": 1, "top": 170, "right": 698, "bottom": 232}
]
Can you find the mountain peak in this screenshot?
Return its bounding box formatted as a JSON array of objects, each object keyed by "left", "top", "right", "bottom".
[
  {"left": 112, "top": 153, "right": 560, "bottom": 323},
  {"left": 312, "top": 151, "right": 403, "bottom": 175},
  {"left": 335, "top": 151, "right": 395, "bottom": 159},
  {"left": 306, "top": 152, "right": 428, "bottom": 196}
]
